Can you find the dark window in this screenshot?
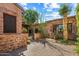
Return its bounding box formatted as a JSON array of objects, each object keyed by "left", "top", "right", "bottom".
[
  {"left": 53, "top": 24, "right": 63, "bottom": 33},
  {"left": 28, "top": 29, "right": 33, "bottom": 36},
  {"left": 67, "top": 23, "right": 72, "bottom": 33},
  {"left": 57, "top": 24, "right": 63, "bottom": 32},
  {"left": 3, "top": 13, "right": 16, "bottom": 33},
  {"left": 53, "top": 25, "right": 56, "bottom": 33},
  {"left": 35, "top": 28, "right": 39, "bottom": 33}
]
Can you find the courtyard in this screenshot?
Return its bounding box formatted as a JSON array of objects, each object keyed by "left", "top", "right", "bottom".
[{"left": 0, "top": 3, "right": 79, "bottom": 56}]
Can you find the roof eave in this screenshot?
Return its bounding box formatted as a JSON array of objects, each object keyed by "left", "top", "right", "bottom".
[{"left": 14, "top": 3, "right": 25, "bottom": 12}]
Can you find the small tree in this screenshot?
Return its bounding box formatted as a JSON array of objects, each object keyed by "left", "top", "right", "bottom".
[
  {"left": 39, "top": 23, "right": 48, "bottom": 38},
  {"left": 23, "top": 9, "right": 39, "bottom": 40},
  {"left": 38, "top": 13, "right": 48, "bottom": 39}
]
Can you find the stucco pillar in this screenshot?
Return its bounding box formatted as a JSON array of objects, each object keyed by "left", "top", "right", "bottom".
[{"left": 63, "top": 16, "right": 68, "bottom": 40}]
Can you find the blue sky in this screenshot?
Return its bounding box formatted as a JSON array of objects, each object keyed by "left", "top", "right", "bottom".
[{"left": 19, "top": 3, "right": 77, "bottom": 21}]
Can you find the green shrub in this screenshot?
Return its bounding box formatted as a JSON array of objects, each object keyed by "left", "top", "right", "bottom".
[
  {"left": 39, "top": 29, "right": 49, "bottom": 38},
  {"left": 75, "top": 38, "right": 79, "bottom": 54},
  {"left": 74, "top": 48, "right": 79, "bottom": 55},
  {"left": 54, "top": 33, "right": 63, "bottom": 40},
  {"left": 59, "top": 38, "right": 68, "bottom": 44},
  {"left": 23, "top": 28, "right": 27, "bottom": 33}
]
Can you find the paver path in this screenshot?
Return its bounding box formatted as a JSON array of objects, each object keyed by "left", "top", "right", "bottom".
[
  {"left": 22, "top": 39, "right": 77, "bottom": 56},
  {"left": 0, "top": 39, "right": 78, "bottom": 56}
]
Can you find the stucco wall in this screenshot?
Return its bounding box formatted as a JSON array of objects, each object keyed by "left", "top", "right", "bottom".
[
  {"left": 33, "top": 16, "right": 76, "bottom": 40},
  {"left": 34, "top": 33, "right": 41, "bottom": 41},
  {"left": 68, "top": 16, "right": 77, "bottom": 40}
]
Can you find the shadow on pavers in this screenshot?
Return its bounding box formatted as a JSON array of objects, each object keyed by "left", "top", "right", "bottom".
[{"left": 0, "top": 47, "right": 27, "bottom": 56}]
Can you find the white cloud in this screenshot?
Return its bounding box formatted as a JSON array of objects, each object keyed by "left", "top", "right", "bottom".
[
  {"left": 44, "top": 3, "right": 49, "bottom": 8},
  {"left": 52, "top": 12, "right": 61, "bottom": 19},
  {"left": 44, "top": 3, "right": 60, "bottom": 9},
  {"left": 52, "top": 12, "right": 59, "bottom": 16},
  {"left": 45, "top": 13, "right": 53, "bottom": 17},
  {"left": 73, "top": 4, "right": 77, "bottom": 8},
  {"left": 50, "top": 3, "right": 60, "bottom": 8},
  {"left": 46, "top": 8, "right": 52, "bottom": 12},
  {"left": 32, "top": 7, "right": 37, "bottom": 10},
  {"left": 44, "top": 3, "right": 60, "bottom": 12},
  {"left": 19, "top": 3, "right": 28, "bottom": 10},
  {"left": 24, "top": 7, "right": 28, "bottom": 10},
  {"left": 45, "top": 12, "right": 59, "bottom": 17},
  {"left": 20, "top": 3, "right": 27, "bottom": 7},
  {"left": 45, "top": 17, "right": 53, "bottom": 21},
  {"left": 69, "top": 4, "right": 77, "bottom": 16},
  {"left": 44, "top": 12, "right": 61, "bottom": 21}
]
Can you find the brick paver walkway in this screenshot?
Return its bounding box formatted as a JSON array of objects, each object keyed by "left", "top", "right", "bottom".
[
  {"left": 0, "top": 39, "right": 77, "bottom": 56},
  {"left": 22, "top": 39, "right": 77, "bottom": 56}
]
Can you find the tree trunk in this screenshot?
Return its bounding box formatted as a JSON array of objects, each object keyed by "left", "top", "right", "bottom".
[
  {"left": 30, "top": 25, "right": 35, "bottom": 40},
  {"left": 32, "top": 27, "right": 35, "bottom": 40},
  {"left": 63, "top": 14, "right": 68, "bottom": 40}
]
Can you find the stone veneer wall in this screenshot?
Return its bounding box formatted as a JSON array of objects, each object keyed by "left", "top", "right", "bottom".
[
  {"left": 0, "top": 33, "right": 28, "bottom": 53},
  {"left": 0, "top": 4, "right": 28, "bottom": 52}
]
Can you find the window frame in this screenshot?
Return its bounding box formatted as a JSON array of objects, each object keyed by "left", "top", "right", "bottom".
[{"left": 3, "top": 13, "right": 16, "bottom": 33}]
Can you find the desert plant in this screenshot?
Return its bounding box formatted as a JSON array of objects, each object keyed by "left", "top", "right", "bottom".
[
  {"left": 59, "top": 38, "right": 69, "bottom": 45},
  {"left": 75, "top": 41, "right": 79, "bottom": 54},
  {"left": 22, "top": 27, "right": 27, "bottom": 33}
]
